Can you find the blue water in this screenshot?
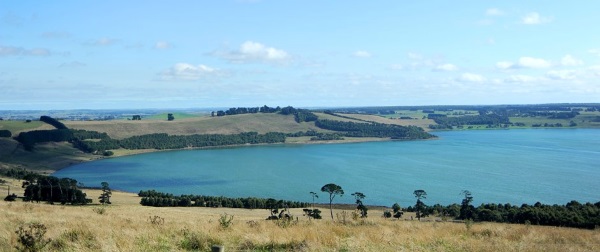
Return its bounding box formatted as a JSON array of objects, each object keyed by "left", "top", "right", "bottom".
[{"left": 53, "top": 129, "right": 600, "bottom": 207}]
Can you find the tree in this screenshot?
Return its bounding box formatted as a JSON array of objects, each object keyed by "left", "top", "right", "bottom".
[
  {"left": 352, "top": 192, "right": 368, "bottom": 218},
  {"left": 309, "top": 191, "right": 318, "bottom": 209},
  {"left": 459, "top": 190, "right": 474, "bottom": 220},
  {"left": 392, "top": 203, "right": 403, "bottom": 219},
  {"left": 413, "top": 189, "right": 427, "bottom": 221},
  {"left": 265, "top": 198, "right": 279, "bottom": 219},
  {"left": 321, "top": 183, "right": 344, "bottom": 220},
  {"left": 99, "top": 182, "right": 112, "bottom": 205},
  {"left": 167, "top": 113, "right": 175, "bottom": 121}
]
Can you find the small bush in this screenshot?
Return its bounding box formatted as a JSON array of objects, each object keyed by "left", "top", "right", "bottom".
[
  {"left": 383, "top": 211, "right": 392, "bottom": 218},
  {"left": 336, "top": 211, "right": 349, "bottom": 225},
  {"left": 465, "top": 219, "right": 473, "bottom": 231},
  {"left": 219, "top": 213, "right": 233, "bottom": 229},
  {"left": 275, "top": 217, "right": 298, "bottom": 228},
  {"left": 180, "top": 228, "right": 221, "bottom": 251},
  {"left": 4, "top": 194, "right": 17, "bottom": 202},
  {"left": 102, "top": 150, "right": 114, "bottom": 156},
  {"left": 246, "top": 220, "right": 259, "bottom": 228},
  {"left": 148, "top": 215, "right": 165, "bottom": 226},
  {"left": 15, "top": 222, "right": 51, "bottom": 252},
  {"left": 92, "top": 206, "right": 106, "bottom": 215}
]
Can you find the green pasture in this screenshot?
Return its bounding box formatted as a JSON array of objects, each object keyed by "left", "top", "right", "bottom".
[
  {"left": 144, "top": 112, "right": 203, "bottom": 120},
  {"left": 510, "top": 111, "right": 600, "bottom": 128},
  {"left": 0, "top": 120, "right": 44, "bottom": 134}
]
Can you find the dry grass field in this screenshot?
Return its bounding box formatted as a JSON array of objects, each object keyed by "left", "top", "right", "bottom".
[
  {"left": 1, "top": 183, "right": 598, "bottom": 252},
  {"left": 63, "top": 113, "right": 322, "bottom": 139},
  {"left": 334, "top": 113, "right": 436, "bottom": 131}
]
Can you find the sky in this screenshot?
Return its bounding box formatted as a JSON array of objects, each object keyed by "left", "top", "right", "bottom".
[{"left": 1, "top": 1, "right": 599, "bottom": 110}]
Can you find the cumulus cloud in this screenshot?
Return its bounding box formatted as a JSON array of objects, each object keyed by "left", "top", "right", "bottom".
[
  {"left": 159, "top": 63, "right": 218, "bottom": 81},
  {"left": 486, "top": 8, "right": 505, "bottom": 16},
  {"left": 504, "top": 74, "right": 538, "bottom": 83},
  {"left": 589, "top": 49, "right": 600, "bottom": 56},
  {"left": 457, "top": 73, "right": 486, "bottom": 82},
  {"left": 0, "top": 45, "right": 53, "bottom": 56},
  {"left": 214, "top": 41, "right": 290, "bottom": 64},
  {"left": 390, "top": 64, "right": 404, "bottom": 70},
  {"left": 497, "top": 57, "right": 551, "bottom": 69},
  {"left": 407, "top": 52, "right": 423, "bottom": 60},
  {"left": 589, "top": 65, "right": 600, "bottom": 76},
  {"left": 518, "top": 57, "right": 552, "bottom": 68},
  {"left": 546, "top": 70, "right": 577, "bottom": 80},
  {"left": 155, "top": 41, "right": 171, "bottom": 49},
  {"left": 496, "top": 61, "right": 514, "bottom": 70},
  {"left": 522, "top": 12, "right": 552, "bottom": 25},
  {"left": 433, "top": 63, "right": 458, "bottom": 72},
  {"left": 560, "top": 54, "right": 583, "bottom": 66},
  {"left": 84, "top": 37, "right": 118, "bottom": 46},
  {"left": 353, "top": 50, "right": 372, "bottom": 58}
]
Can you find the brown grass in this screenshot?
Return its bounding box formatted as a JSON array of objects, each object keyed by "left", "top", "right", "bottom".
[
  {"left": 336, "top": 113, "right": 436, "bottom": 131},
  {"left": 63, "top": 114, "right": 322, "bottom": 139},
  {"left": 1, "top": 179, "right": 598, "bottom": 252}
]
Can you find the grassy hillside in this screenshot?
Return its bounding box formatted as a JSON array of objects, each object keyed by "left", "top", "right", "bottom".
[
  {"left": 0, "top": 120, "right": 45, "bottom": 135},
  {"left": 0, "top": 183, "right": 597, "bottom": 251},
  {"left": 335, "top": 113, "right": 436, "bottom": 130},
  {"left": 64, "top": 113, "right": 323, "bottom": 139},
  {"left": 0, "top": 139, "right": 97, "bottom": 173},
  {"left": 144, "top": 112, "right": 203, "bottom": 120}
]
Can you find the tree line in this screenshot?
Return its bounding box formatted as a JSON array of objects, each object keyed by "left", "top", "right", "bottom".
[
  {"left": 314, "top": 119, "right": 434, "bottom": 139},
  {"left": 5, "top": 173, "right": 90, "bottom": 205},
  {"left": 429, "top": 114, "right": 510, "bottom": 128},
  {"left": 138, "top": 189, "right": 309, "bottom": 209},
  {"left": 400, "top": 190, "right": 600, "bottom": 229},
  {"left": 77, "top": 132, "right": 286, "bottom": 152},
  {"left": 212, "top": 105, "right": 318, "bottom": 123}
]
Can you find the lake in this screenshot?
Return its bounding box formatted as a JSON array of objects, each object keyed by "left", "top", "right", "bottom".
[{"left": 53, "top": 129, "right": 600, "bottom": 207}]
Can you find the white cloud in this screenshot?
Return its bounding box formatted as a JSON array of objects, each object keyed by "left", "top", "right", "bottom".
[
  {"left": 353, "top": 50, "right": 372, "bottom": 58},
  {"left": 85, "top": 37, "right": 118, "bottom": 46},
  {"left": 589, "top": 49, "right": 600, "bottom": 56},
  {"left": 486, "top": 8, "right": 505, "bottom": 16},
  {"left": 546, "top": 70, "right": 577, "bottom": 80},
  {"left": 496, "top": 61, "right": 514, "bottom": 70},
  {"left": 518, "top": 57, "right": 551, "bottom": 68},
  {"left": 390, "top": 64, "right": 404, "bottom": 70},
  {"left": 0, "top": 45, "right": 53, "bottom": 56},
  {"left": 457, "top": 73, "right": 486, "bottom": 82},
  {"left": 433, "top": 63, "right": 458, "bottom": 72},
  {"left": 160, "top": 63, "right": 218, "bottom": 81},
  {"left": 504, "top": 74, "right": 537, "bottom": 83},
  {"left": 560, "top": 54, "right": 583, "bottom": 66},
  {"left": 214, "top": 41, "right": 290, "bottom": 64},
  {"left": 407, "top": 52, "right": 423, "bottom": 60},
  {"left": 522, "top": 12, "right": 552, "bottom": 25},
  {"left": 498, "top": 57, "right": 551, "bottom": 69},
  {"left": 155, "top": 41, "right": 171, "bottom": 49},
  {"left": 588, "top": 65, "right": 600, "bottom": 76}
]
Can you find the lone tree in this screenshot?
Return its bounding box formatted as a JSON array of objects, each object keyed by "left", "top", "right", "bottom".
[
  {"left": 459, "top": 190, "right": 474, "bottom": 220},
  {"left": 352, "top": 192, "right": 368, "bottom": 218},
  {"left": 413, "top": 189, "right": 427, "bottom": 221},
  {"left": 309, "top": 191, "right": 319, "bottom": 209},
  {"left": 167, "top": 113, "right": 175, "bottom": 121},
  {"left": 99, "top": 182, "right": 112, "bottom": 205},
  {"left": 321, "top": 183, "right": 344, "bottom": 220},
  {"left": 392, "top": 203, "right": 403, "bottom": 219}
]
